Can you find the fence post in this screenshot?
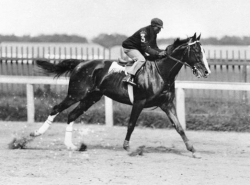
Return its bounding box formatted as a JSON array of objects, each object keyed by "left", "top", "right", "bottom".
[
  {"left": 243, "top": 50, "right": 247, "bottom": 102},
  {"left": 105, "top": 97, "right": 113, "bottom": 126},
  {"left": 176, "top": 88, "right": 186, "bottom": 130},
  {"left": 26, "top": 84, "right": 35, "bottom": 123},
  {"left": 104, "top": 47, "right": 114, "bottom": 127}
]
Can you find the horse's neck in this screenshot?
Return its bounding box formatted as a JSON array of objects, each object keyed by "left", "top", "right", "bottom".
[{"left": 157, "top": 56, "right": 183, "bottom": 81}]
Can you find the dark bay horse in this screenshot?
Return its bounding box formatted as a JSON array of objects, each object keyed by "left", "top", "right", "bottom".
[{"left": 31, "top": 33, "right": 210, "bottom": 157}]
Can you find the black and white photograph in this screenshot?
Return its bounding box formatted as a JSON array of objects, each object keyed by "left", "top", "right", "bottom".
[{"left": 0, "top": 0, "right": 250, "bottom": 184}]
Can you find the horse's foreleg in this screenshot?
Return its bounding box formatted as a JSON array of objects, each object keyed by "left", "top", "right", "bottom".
[
  {"left": 123, "top": 99, "right": 146, "bottom": 151},
  {"left": 160, "top": 103, "right": 196, "bottom": 155}
]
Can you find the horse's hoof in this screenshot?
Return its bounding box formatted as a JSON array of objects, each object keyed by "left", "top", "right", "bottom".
[
  {"left": 30, "top": 132, "right": 35, "bottom": 137},
  {"left": 123, "top": 145, "right": 130, "bottom": 151},
  {"left": 185, "top": 141, "right": 195, "bottom": 152},
  {"left": 123, "top": 140, "right": 130, "bottom": 151},
  {"left": 30, "top": 131, "right": 40, "bottom": 137},
  {"left": 192, "top": 152, "right": 202, "bottom": 159},
  {"left": 123, "top": 144, "right": 130, "bottom": 151},
  {"left": 78, "top": 142, "right": 87, "bottom": 151}
]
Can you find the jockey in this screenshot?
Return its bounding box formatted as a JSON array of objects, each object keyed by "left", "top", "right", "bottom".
[{"left": 122, "top": 18, "right": 167, "bottom": 86}]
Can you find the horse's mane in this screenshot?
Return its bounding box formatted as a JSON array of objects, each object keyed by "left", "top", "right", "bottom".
[
  {"left": 166, "top": 37, "right": 191, "bottom": 55},
  {"left": 173, "top": 37, "right": 190, "bottom": 47}
]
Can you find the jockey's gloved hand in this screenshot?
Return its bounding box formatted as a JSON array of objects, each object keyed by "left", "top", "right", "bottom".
[{"left": 158, "top": 51, "right": 167, "bottom": 58}]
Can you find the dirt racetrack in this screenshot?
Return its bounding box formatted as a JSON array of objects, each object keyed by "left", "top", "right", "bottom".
[{"left": 0, "top": 121, "right": 250, "bottom": 185}]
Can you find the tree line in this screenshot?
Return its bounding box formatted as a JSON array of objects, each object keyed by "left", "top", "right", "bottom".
[{"left": 1, "top": 33, "right": 250, "bottom": 48}]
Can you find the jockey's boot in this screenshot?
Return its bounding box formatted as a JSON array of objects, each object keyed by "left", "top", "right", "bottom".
[{"left": 123, "top": 74, "right": 136, "bottom": 86}]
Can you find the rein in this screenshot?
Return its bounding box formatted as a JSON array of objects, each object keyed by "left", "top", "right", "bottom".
[
  {"left": 154, "top": 40, "right": 199, "bottom": 91},
  {"left": 155, "top": 41, "right": 196, "bottom": 77},
  {"left": 170, "top": 41, "right": 200, "bottom": 68}
]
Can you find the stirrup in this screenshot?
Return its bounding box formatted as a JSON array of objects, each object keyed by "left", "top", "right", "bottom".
[
  {"left": 123, "top": 75, "right": 136, "bottom": 86},
  {"left": 127, "top": 80, "right": 136, "bottom": 86}
]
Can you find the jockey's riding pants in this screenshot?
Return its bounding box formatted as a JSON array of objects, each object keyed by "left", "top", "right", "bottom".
[{"left": 123, "top": 48, "right": 146, "bottom": 76}]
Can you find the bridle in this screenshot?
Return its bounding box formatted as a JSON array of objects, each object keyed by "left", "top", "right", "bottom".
[
  {"left": 154, "top": 40, "right": 201, "bottom": 80},
  {"left": 169, "top": 40, "right": 200, "bottom": 69}
]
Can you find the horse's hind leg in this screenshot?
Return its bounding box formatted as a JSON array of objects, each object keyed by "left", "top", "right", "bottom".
[
  {"left": 30, "top": 95, "right": 78, "bottom": 137},
  {"left": 64, "top": 91, "right": 103, "bottom": 150},
  {"left": 160, "top": 102, "right": 197, "bottom": 157}
]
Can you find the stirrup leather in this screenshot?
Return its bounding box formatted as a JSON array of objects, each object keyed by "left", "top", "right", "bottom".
[{"left": 123, "top": 75, "right": 136, "bottom": 86}]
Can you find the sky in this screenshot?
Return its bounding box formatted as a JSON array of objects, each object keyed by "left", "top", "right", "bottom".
[{"left": 1, "top": 0, "right": 250, "bottom": 40}]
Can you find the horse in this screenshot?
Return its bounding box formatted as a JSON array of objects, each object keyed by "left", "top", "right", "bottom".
[{"left": 30, "top": 33, "right": 211, "bottom": 157}]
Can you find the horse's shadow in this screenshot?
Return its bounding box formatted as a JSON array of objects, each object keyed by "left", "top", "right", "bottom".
[
  {"left": 86, "top": 144, "right": 185, "bottom": 156},
  {"left": 24, "top": 144, "right": 183, "bottom": 155},
  {"left": 82, "top": 144, "right": 215, "bottom": 157},
  {"left": 22, "top": 141, "right": 214, "bottom": 157}
]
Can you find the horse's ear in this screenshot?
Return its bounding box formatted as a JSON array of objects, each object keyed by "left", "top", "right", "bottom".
[
  {"left": 190, "top": 33, "right": 196, "bottom": 42},
  {"left": 193, "top": 33, "right": 197, "bottom": 40},
  {"left": 197, "top": 33, "right": 201, "bottom": 40}
]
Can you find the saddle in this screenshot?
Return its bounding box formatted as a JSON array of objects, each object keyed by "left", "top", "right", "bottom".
[{"left": 117, "top": 52, "right": 165, "bottom": 66}]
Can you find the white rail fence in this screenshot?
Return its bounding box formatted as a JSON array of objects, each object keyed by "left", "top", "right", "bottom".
[{"left": 1, "top": 75, "right": 250, "bottom": 129}]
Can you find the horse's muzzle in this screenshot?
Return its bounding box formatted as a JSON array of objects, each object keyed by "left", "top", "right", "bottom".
[{"left": 192, "top": 67, "right": 209, "bottom": 78}]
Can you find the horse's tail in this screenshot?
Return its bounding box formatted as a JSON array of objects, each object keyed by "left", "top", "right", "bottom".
[{"left": 36, "top": 59, "right": 83, "bottom": 78}]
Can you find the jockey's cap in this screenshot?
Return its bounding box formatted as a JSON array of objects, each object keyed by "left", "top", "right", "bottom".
[{"left": 151, "top": 18, "right": 163, "bottom": 28}]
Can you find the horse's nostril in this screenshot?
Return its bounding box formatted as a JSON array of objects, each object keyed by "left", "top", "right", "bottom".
[{"left": 205, "top": 71, "right": 208, "bottom": 75}]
